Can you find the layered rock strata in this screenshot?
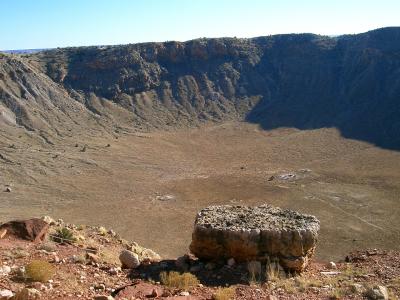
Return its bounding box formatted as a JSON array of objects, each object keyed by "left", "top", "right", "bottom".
[{"left": 189, "top": 205, "right": 320, "bottom": 271}]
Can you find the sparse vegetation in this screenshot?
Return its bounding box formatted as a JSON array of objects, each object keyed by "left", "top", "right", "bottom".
[
  {"left": 38, "top": 241, "right": 57, "bottom": 252},
  {"left": 388, "top": 276, "right": 400, "bottom": 290},
  {"left": 12, "top": 248, "right": 29, "bottom": 259},
  {"left": 25, "top": 260, "right": 55, "bottom": 282},
  {"left": 213, "top": 287, "right": 236, "bottom": 300},
  {"left": 72, "top": 254, "right": 87, "bottom": 264},
  {"left": 247, "top": 261, "right": 261, "bottom": 284},
  {"left": 265, "top": 257, "right": 283, "bottom": 282},
  {"left": 52, "top": 227, "right": 76, "bottom": 244},
  {"left": 160, "top": 271, "right": 199, "bottom": 290},
  {"left": 274, "top": 278, "right": 297, "bottom": 294},
  {"left": 329, "top": 287, "right": 346, "bottom": 299}
]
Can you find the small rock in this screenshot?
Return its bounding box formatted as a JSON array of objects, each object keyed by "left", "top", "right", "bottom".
[
  {"left": 86, "top": 252, "right": 100, "bottom": 262},
  {"left": 0, "top": 229, "right": 7, "bottom": 239},
  {"left": 86, "top": 246, "right": 99, "bottom": 254},
  {"left": 76, "top": 234, "right": 86, "bottom": 241},
  {"left": 13, "top": 266, "right": 25, "bottom": 277},
  {"left": 0, "top": 265, "right": 11, "bottom": 275},
  {"left": 351, "top": 283, "right": 365, "bottom": 293},
  {"left": 156, "top": 194, "right": 175, "bottom": 201},
  {"left": 41, "top": 216, "right": 56, "bottom": 225},
  {"left": 140, "top": 248, "right": 161, "bottom": 262},
  {"left": 119, "top": 250, "right": 140, "bottom": 269},
  {"left": 5, "top": 187, "right": 11, "bottom": 192},
  {"left": 98, "top": 227, "right": 107, "bottom": 236},
  {"left": 180, "top": 291, "right": 190, "bottom": 296},
  {"left": 0, "top": 289, "right": 13, "bottom": 299},
  {"left": 13, "top": 288, "right": 41, "bottom": 299},
  {"left": 93, "top": 296, "right": 114, "bottom": 300},
  {"left": 278, "top": 173, "right": 297, "bottom": 180},
  {"left": 117, "top": 283, "right": 163, "bottom": 299},
  {"left": 95, "top": 284, "right": 106, "bottom": 291},
  {"left": 227, "top": 258, "right": 236, "bottom": 267},
  {"left": 327, "top": 261, "right": 337, "bottom": 269},
  {"left": 71, "top": 255, "right": 86, "bottom": 264},
  {"left": 150, "top": 288, "right": 161, "bottom": 298},
  {"left": 267, "top": 295, "right": 278, "bottom": 300},
  {"left": 365, "top": 285, "right": 389, "bottom": 300},
  {"left": 51, "top": 255, "right": 60, "bottom": 263},
  {"left": 108, "top": 267, "right": 120, "bottom": 275}
]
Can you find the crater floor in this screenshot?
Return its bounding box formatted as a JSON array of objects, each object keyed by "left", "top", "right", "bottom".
[{"left": 1, "top": 122, "right": 400, "bottom": 261}]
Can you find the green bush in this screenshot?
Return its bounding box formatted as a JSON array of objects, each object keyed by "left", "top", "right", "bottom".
[{"left": 52, "top": 227, "right": 76, "bottom": 244}]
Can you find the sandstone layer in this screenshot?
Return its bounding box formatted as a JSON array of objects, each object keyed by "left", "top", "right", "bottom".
[{"left": 189, "top": 205, "right": 320, "bottom": 271}]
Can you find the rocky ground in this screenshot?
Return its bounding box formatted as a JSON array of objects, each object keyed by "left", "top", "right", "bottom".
[{"left": 0, "top": 218, "right": 399, "bottom": 299}]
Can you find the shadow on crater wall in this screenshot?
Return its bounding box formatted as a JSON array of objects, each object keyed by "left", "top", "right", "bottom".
[{"left": 244, "top": 28, "right": 400, "bottom": 151}]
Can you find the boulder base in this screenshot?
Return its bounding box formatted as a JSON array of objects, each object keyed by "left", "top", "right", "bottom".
[{"left": 189, "top": 205, "right": 320, "bottom": 272}]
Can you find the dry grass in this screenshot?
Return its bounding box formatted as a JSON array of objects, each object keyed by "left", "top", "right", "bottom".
[
  {"left": 275, "top": 279, "right": 297, "bottom": 294},
  {"left": 247, "top": 261, "right": 262, "bottom": 284},
  {"left": 328, "top": 287, "right": 347, "bottom": 299},
  {"left": 57, "top": 269, "right": 81, "bottom": 291},
  {"left": 160, "top": 271, "right": 199, "bottom": 290},
  {"left": 100, "top": 248, "right": 120, "bottom": 265},
  {"left": 12, "top": 249, "right": 29, "bottom": 259},
  {"left": 213, "top": 287, "right": 236, "bottom": 300},
  {"left": 25, "top": 260, "right": 55, "bottom": 282},
  {"left": 341, "top": 264, "right": 367, "bottom": 278},
  {"left": 265, "top": 257, "right": 283, "bottom": 282},
  {"left": 37, "top": 241, "right": 57, "bottom": 252},
  {"left": 388, "top": 277, "right": 400, "bottom": 290}
]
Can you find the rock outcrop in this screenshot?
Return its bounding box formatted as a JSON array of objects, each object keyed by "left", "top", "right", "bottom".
[
  {"left": 0, "top": 218, "right": 49, "bottom": 242},
  {"left": 189, "top": 205, "right": 320, "bottom": 272}
]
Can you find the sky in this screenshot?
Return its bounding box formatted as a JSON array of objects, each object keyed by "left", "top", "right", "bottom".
[{"left": 1, "top": 0, "right": 399, "bottom": 50}]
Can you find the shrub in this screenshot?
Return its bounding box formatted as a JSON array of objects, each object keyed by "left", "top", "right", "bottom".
[
  {"left": 275, "top": 279, "right": 296, "bottom": 294},
  {"left": 160, "top": 271, "right": 199, "bottom": 290},
  {"left": 12, "top": 249, "right": 29, "bottom": 258},
  {"left": 52, "top": 227, "right": 76, "bottom": 244},
  {"left": 25, "top": 260, "right": 55, "bottom": 282},
  {"left": 329, "top": 288, "right": 346, "bottom": 299},
  {"left": 213, "top": 287, "right": 236, "bottom": 300},
  {"left": 38, "top": 241, "right": 57, "bottom": 252}
]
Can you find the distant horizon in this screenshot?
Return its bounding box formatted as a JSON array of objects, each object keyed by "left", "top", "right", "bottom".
[
  {"left": 2, "top": 26, "right": 399, "bottom": 52},
  {"left": 1, "top": 0, "right": 399, "bottom": 50}
]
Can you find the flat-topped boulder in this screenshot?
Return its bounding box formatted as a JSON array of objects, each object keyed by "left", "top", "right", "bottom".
[{"left": 189, "top": 205, "right": 320, "bottom": 272}]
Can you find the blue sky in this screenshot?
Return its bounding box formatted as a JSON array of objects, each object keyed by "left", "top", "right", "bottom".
[{"left": 1, "top": 0, "right": 399, "bottom": 50}]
